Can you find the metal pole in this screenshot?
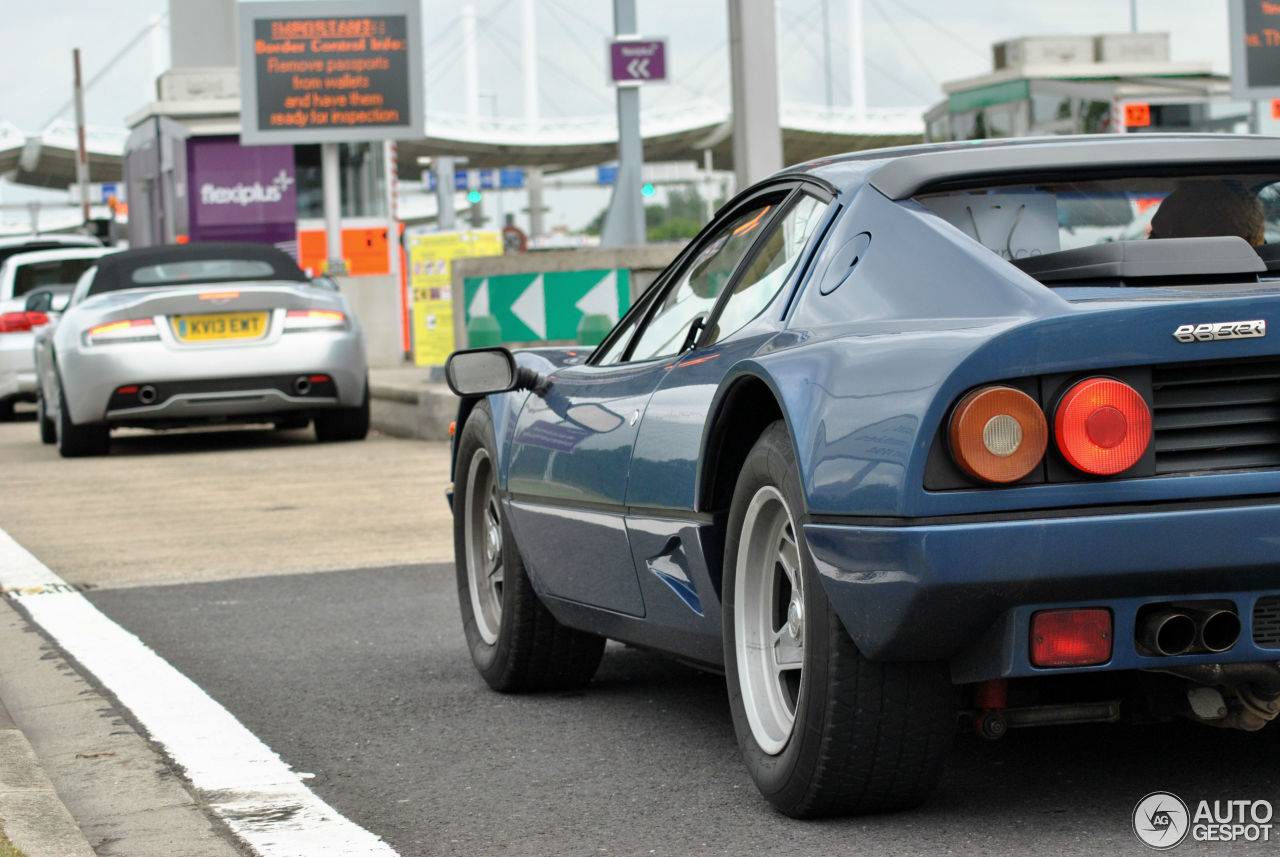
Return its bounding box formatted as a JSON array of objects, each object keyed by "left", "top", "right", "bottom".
[
  {"left": 526, "top": 167, "right": 545, "bottom": 240},
  {"left": 600, "top": 0, "right": 646, "bottom": 247},
  {"left": 322, "top": 142, "right": 346, "bottom": 274},
  {"left": 728, "top": 0, "right": 783, "bottom": 189},
  {"left": 463, "top": 5, "right": 479, "bottom": 128},
  {"left": 521, "top": 0, "right": 539, "bottom": 130},
  {"left": 72, "top": 48, "right": 91, "bottom": 227},
  {"left": 848, "top": 0, "right": 866, "bottom": 123},
  {"left": 436, "top": 156, "right": 458, "bottom": 231},
  {"left": 821, "top": 0, "right": 832, "bottom": 110},
  {"left": 1130, "top": 0, "right": 1138, "bottom": 32}
]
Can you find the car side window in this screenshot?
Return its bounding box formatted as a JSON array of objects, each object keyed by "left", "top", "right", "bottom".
[
  {"left": 626, "top": 198, "right": 781, "bottom": 362},
  {"left": 709, "top": 194, "right": 829, "bottom": 344}
]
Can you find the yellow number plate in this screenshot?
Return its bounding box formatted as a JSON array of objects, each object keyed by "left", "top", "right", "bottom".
[{"left": 170, "top": 312, "right": 268, "bottom": 342}]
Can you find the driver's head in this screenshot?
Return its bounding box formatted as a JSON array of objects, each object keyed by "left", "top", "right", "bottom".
[{"left": 1149, "top": 180, "right": 1264, "bottom": 245}]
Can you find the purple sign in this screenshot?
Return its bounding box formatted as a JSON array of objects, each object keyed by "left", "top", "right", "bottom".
[
  {"left": 188, "top": 136, "right": 296, "bottom": 245},
  {"left": 609, "top": 38, "right": 667, "bottom": 83}
]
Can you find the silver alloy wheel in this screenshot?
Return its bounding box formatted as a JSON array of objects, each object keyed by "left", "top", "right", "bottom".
[
  {"left": 464, "top": 448, "right": 504, "bottom": 645},
  {"left": 734, "top": 484, "right": 805, "bottom": 755}
]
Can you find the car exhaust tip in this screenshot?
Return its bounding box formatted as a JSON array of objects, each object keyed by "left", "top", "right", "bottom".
[
  {"left": 138, "top": 385, "right": 158, "bottom": 405},
  {"left": 1137, "top": 608, "right": 1196, "bottom": 657},
  {"left": 1188, "top": 606, "right": 1242, "bottom": 654},
  {"left": 293, "top": 376, "right": 311, "bottom": 396}
]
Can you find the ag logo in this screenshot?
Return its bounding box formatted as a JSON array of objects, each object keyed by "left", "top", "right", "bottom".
[{"left": 1133, "top": 791, "right": 1190, "bottom": 849}]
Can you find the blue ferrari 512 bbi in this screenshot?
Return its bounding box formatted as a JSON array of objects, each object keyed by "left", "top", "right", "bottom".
[{"left": 445, "top": 134, "right": 1280, "bottom": 818}]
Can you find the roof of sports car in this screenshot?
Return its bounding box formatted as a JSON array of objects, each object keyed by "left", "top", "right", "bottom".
[
  {"left": 788, "top": 133, "right": 1280, "bottom": 200},
  {"left": 89, "top": 242, "right": 308, "bottom": 296}
]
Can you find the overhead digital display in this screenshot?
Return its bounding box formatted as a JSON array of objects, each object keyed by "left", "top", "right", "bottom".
[
  {"left": 1229, "top": 0, "right": 1280, "bottom": 99},
  {"left": 238, "top": 0, "right": 423, "bottom": 145}
]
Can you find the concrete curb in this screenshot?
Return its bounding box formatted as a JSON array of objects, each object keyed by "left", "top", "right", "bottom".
[
  {"left": 368, "top": 368, "right": 456, "bottom": 441},
  {"left": 0, "top": 698, "right": 95, "bottom": 857}
]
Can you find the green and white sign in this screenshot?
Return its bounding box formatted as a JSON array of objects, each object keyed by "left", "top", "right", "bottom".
[{"left": 463, "top": 269, "right": 631, "bottom": 345}]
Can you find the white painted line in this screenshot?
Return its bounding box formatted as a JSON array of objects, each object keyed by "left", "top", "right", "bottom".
[{"left": 0, "top": 527, "right": 398, "bottom": 857}]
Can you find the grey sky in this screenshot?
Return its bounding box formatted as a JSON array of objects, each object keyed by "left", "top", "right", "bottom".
[{"left": 0, "top": 1, "right": 1233, "bottom": 133}]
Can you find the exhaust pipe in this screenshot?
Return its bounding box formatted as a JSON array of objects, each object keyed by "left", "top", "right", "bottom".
[
  {"left": 1184, "top": 605, "right": 1241, "bottom": 654},
  {"left": 293, "top": 376, "right": 311, "bottom": 396},
  {"left": 138, "top": 385, "right": 158, "bottom": 405},
  {"left": 1137, "top": 607, "right": 1196, "bottom": 657}
]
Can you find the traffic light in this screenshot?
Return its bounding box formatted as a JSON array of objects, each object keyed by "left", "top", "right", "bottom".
[
  {"left": 467, "top": 189, "right": 483, "bottom": 204},
  {"left": 641, "top": 182, "right": 656, "bottom": 197}
]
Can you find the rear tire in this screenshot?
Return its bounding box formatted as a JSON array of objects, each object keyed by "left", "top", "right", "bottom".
[
  {"left": 0, "top": 399, "right": 13, "bottom": 422},
  {"left": 315, "top": 381, "right": 369, "bottom": 442},
  {"left": 36, "top": 390, "right": 55, "bottom": 444},
  {"left": 723, "top": 421, "right": 955, "bottom": 817},
  {"left": 56, "top": 388, "right": 108, "bottom": 458},
  {"left": 454, "top": 401, "right": 605, "bottom": 692}
]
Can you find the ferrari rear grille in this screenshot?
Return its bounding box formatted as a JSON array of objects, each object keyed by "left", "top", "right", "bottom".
[
  {"left": 1151, "top": 358, "right": 1280, "bottom": 474},
  {"left": 1253, "top": 596, "right": 1280, "bottom": 649}
]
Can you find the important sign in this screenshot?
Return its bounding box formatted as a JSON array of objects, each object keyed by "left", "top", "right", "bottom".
[
  {"left": 1229, "top": 0, "right": 1280, "bottom": 99},
  {"left": 608, "top": 38, "right": 668, "bottom": 84},
  {"left": 237, "top": 0, "right": 423, "bottom": 145}
]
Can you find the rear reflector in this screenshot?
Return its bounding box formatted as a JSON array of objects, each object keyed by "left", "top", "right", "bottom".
[{"left": 1030, "top": 608, "right": 1112, "bottom": 668}]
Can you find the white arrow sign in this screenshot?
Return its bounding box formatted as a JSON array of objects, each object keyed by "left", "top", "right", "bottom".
[
  {"left": 467, "top": 278, "right": 490, "bottom": 319},
  {"left": 626, "top": 58, "right": 650, "bottom": 79},
  {"left": 511, "top": 275, "right": 547, "bottom": 340},
  {"left": 574, "top": 270, "right": 620, "bottom": 323}
]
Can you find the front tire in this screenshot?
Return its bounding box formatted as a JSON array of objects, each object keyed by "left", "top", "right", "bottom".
[
  {"left": 55, "top": 388, "right": 109, "bottom": 458},
  {"left": 453, "top": 401, "right": 604, "bottom": 692},
  {"left": 723, "top": 421, "right": 956, "bottom": 817}
]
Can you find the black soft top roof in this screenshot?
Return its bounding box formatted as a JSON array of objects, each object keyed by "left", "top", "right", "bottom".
[{"left": 88, "top": 242, "right": 307, "bottom": 297}]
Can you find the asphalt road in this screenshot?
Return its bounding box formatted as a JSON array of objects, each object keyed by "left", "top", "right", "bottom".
[
  {"left": 85, "top": 565, "right": 1280, "bottom": 857},
  {"left": 3, "top": 416, "right": 1280, "bottom": 856}
]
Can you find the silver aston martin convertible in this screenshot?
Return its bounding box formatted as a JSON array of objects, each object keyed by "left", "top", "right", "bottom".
[{"left": 34, "top": 242, "right": 369, "bottom": 457}]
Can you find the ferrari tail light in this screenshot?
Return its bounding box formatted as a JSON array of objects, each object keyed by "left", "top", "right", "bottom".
[
  {"left": 84, "top": 318, "right": 159, "bottom": 346},
  {"left": 949, "top": 386, "right": 1048, "bottom": 483},
  {"left": 284, "top": 309, "right": 347, "bottom": 332},
  {"left": 1030, "top": 608, "right": 1112, "bottom": 667},
  {"left": 0, "top": 311, "right": 49, "bottom": 333},
  {"left": 1054, "top": 377, "right": 1151, "bottom": 475}
]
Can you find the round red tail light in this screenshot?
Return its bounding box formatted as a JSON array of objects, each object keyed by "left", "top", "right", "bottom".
[
  {"left": 949, "top": 386, "right": 1048, "bottom": 483},
  {"left": 1054, "top": 377, "right": 1151, "bottom": 475}
]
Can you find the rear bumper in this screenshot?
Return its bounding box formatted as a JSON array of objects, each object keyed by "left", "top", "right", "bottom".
[
  {"left": 60, "top": 330, "right": 366, "bottom": 424},
  {"left": 0, "top": 331, "right": 36, "bottom": 401},
  {"left": 804, "top": 499, "right": 1280, "bottom": 682}
]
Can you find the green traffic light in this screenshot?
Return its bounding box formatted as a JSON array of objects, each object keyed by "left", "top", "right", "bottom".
[
  {"left": 467, "top": 189, "right": 483, "bottom": 203},
  {"left": 641, "top": 183, "right": 655, "bottom": 197}
]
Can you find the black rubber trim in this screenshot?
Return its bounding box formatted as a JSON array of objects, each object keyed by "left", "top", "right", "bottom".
[{"left": 807, "top": 492, "right": 1280, "bottom": 528}]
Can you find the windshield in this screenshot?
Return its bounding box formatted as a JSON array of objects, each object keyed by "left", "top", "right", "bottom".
[{"left": 915, "top": 173, "right": 1280, "bottom": 261}]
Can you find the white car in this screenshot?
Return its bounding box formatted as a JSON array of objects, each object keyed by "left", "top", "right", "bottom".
[{"left": 0, "top": 246, "right": 114, "bottom": 420}]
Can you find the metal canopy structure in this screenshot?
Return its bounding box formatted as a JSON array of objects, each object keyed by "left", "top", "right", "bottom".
[{"left": 0, "top": 103, "right": 922, "bottom": 190}]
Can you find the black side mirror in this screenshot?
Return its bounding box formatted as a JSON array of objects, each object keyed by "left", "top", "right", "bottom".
[
  {"left": 445, "top": 347, "right": 551, "bottom": 397},
  {"left": 24, "top": 291, "right": 53, "bottom": 313}
]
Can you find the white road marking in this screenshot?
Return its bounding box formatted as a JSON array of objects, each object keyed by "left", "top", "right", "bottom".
[{"left": 0, "top": 527, "right": 398, "bottom": 857}]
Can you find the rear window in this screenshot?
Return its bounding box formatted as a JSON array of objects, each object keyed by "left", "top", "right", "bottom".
[
  {"left": 915, "top": 172, "right": 1280, "bottom": 261},
  {"left": 130, "top": 259, "right": 276, "bottom": 285},
  {"left": 13, "top": 258, "right": 100, "bottom": 297}
]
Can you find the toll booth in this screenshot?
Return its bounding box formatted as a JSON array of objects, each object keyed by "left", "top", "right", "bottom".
[{"left": 924, "top": 33, "right": 1255, "bottom": 142}]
